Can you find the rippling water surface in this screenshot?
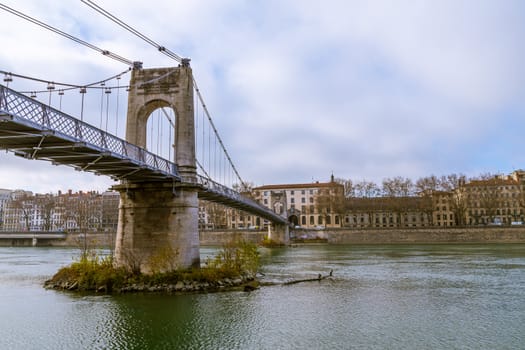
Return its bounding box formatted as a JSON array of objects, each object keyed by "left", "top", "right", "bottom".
[{"left": 1, "top": 244, "right": 525, "bottom": 349}]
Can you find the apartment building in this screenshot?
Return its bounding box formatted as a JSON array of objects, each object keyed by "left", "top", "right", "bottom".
[
  {"left": 0, "top": 189, "right": 120, "bottom": 232},
  {"left": 344, "top": 196, "right": 432, "bottom": 228},
  {"left": 462, "top": 176, "right": 524, "bottom": 225},
  {"left": 251, "top": 176, "right": 345, "bottom": 229}
]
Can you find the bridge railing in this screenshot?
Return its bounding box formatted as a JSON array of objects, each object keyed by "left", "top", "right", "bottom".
[
  {"left": 0, "top": 84, "right": 177, "bottom": 176},
  {"left": 183, "top": 174, "right": 287, "bottom": 224}
]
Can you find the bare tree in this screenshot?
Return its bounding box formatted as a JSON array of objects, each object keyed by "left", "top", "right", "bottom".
[
  {"left": 382, "top": 177, "right": 414, "bottom": 197},
  {"left": 450, "top": 190, "right": 467, "bottom": 226},
  {"left": 204, "top": 202, "right": 228, "bottom": 229},
  {"left": 64, "top": 192, "right": 101, "bottom": 256},
  {"left": 354, "top": 180, "right": 381, "bottom": 198},
  {"left": 415, "top": 175, "right": 440, "bottom": 193},
  {"left": 10, "top": 192, "right": 33, "bottom": 231},
  {"left": 233, "top": 182, "right": 254, "bottom": 194},
  {"left": 334, "top": 178, "right": 354, "bottom": 198},
  {"left": 439, "top": 173, "right": 466, "bottom": 191},
  {"left": 477, "top": 179, "right": 501, "bottom": 224},
  {"left": 34, "top": 194, "right": 55, "bottom": 231}
]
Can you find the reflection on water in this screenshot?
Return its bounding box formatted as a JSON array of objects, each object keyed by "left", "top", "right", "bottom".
[{"left": 1, "top": 245, "right": 525, "bottom": 349}]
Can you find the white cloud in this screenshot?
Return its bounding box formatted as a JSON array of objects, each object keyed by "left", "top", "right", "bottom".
[{"left": 1, "top": 0, "right": 525, "bottom": 193}]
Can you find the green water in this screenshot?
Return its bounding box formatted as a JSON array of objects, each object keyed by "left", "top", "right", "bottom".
[{"left": 1, "top": 244, "right": 524, "bottom": 349}]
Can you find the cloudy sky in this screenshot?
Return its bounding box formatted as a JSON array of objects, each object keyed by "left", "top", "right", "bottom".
[{"left": 1, "top": 0, "right": 525, "bottom": 194}]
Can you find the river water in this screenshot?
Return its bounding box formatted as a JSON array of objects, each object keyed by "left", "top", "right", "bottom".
[{"left": 1, "top": 244, "right": 525, "bottom": 350}]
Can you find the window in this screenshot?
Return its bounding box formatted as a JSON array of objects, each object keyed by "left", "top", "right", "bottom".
[
  {"left": 301, "top": 216, "right": 306, "bottom": 225},
  {"left": 310, "top": 216, "right": 314, "bottom": 225},
  {"left": 290, "top": 190, "right": 294, "bottom": 195},
  {"left": 291, "top": 198, "right": 295, "bottom": 204},
  {"left": 301, "top": 190, "right": 305, "bottom": 195},
  {"left": 309, "top": 190, "right": 313, "bottom": 195},
  {"left": 301, "top": 197, "right": 306, "bottom": 203},
  {"left": 309, "top": 197, "right": 314, "bottom": 203}
]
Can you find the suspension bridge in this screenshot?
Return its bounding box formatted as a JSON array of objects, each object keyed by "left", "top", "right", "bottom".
[{"left": 0, "top": 1, "right": 289, "bottom": 273}]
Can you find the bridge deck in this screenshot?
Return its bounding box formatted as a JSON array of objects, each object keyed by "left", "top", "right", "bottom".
[
  {"left": 0, "top": 232, "right": 66, "bottom": 239},
  {"left": 188, "top": 175, "right": 287, "bottom": 224},
  {"left": 0, "top": 85, "right": 178, "bottom": 182}
]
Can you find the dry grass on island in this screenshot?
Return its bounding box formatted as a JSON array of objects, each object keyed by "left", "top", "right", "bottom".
[{"left": 44, "top": 241, "right": 261, "bottom": 294}]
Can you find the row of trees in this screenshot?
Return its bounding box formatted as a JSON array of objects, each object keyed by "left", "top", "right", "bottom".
[{"left": 334, "top": 173, "right": 473, "bottom": 198}]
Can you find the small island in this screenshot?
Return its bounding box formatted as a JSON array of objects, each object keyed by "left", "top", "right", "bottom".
[{"left": 45, "top": 241, "right": 261, "bottom": 294}]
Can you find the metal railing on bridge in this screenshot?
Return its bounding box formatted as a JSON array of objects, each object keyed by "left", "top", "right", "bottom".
[
  {"left": 184, "top": 174, "right": 287, "bottom": 224},
  {"left": 0, "top": 84, "right": 179, "bottom": 181}
]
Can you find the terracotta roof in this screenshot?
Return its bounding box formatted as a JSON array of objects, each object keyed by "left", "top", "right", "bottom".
[{"left": 253, "top": 181, "right": 342, "bottom": 190}]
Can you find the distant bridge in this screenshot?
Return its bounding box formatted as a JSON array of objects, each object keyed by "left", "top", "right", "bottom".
[{"left": 0, "top": 232, "right": 67, "bottom": 246}]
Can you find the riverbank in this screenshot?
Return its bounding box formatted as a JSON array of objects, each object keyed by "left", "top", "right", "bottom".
[
  {"left": 2, "top": 226, "right": 525, "bottom": 248},
  {"left": 320, "top": 226, "right": 525, "bottom": 244},
  {"left": 44, "top": 273, "right": 260, "bottom": 294},
  {"left": 202, "top": 227, "right": 525, "bottom": 245}
]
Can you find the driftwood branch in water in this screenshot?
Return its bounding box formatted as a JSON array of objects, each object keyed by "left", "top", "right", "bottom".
[{"left": 283, "top": 269, "right": 334, "bottom": 285}]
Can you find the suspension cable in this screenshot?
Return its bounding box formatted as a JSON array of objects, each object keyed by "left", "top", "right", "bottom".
[
  {"left": 114, "top": 75, "right": 120, "bottom": 136},
  {"left": 99, "top": 82, "right": 105, "bottom": 128},
  {"left": 104, "top": 87, "right": 111, "bottom": 132},
  {"left": 0, "top": 68, "right": 131, "bottom": 93},
  {"left": 196, "top": 159, "right": 212, "bottom": 180},
  {"left": 193, "top": 78, "right": 246, "bottom": 188},
  {"left": 0, "top": 3, "right": 139, "bottom": 67},
  {"left": 80, "top": 0, "right": 183, "bottom": 63}
]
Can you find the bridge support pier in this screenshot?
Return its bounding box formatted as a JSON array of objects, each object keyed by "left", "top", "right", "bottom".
[
  {"left": 113, "top": 182, "right": 200, "bottom": 274},
  {"left": 268, "top": 224, "right": 290, "bottom": 245}
]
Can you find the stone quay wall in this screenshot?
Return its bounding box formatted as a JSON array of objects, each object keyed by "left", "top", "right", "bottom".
[
  {"left": 316, "top": 226, "right": 525, "bottom": 244},
  {"left": 199, "top": 230, "right": 267, "bottom": 246},
  {"left": 3, "top": 227, "right": 525, "bottom": 247},
  {"left": 200, "top": 227, "right": 525, "bottom": 245}
]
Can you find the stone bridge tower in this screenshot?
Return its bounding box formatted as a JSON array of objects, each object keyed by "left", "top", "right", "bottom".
[
  {"left": 268, "top": 191, "right": 290, "bottom": 244},
  {"left": 114, "top": 62, "right": 200, "bottom": 273}
]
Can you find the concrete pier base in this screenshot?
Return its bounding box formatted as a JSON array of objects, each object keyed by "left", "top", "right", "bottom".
[
  {"left": 113, "top": 182, "right": 200, "bottom": 274},
  {"left": 268, "top": 224, "right": 290, "bottom": 245}
]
